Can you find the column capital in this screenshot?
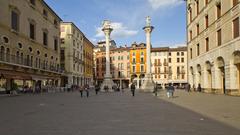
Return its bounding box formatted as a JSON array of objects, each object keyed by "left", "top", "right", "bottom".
[{"left": 143, "top": 26, "right": 154, "bottom": 33}]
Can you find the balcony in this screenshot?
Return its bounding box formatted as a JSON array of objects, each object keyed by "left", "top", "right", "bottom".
[
  {"left": 163, "top": 62, "right": 168, "bottom": 66},
  {"left": 0, "top": 52, "right": 62, "bottom": 74}
]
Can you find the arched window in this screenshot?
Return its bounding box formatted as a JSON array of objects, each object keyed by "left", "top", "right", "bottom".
[
  {"left": 0, "top": 46, "right": 5, "bottom": 61},
  {"left": 6, "top": 48, "right": 10, "bottom": 62},
  {"left": 16, "top": 51, "right": 20, "bottom": 64}
]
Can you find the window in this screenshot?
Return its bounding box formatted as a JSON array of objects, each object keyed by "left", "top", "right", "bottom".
[
  {"left": 233, "top": 17, "right": 239, "bottom": 39},
  {"left": 141, "top": 57, "right": 144, "bottom": 63},
  {"left": 177, "top": 66, "right": 180, "bottom": 74},
  {"left": 189, "top": 30, "right": 192, "bottom": 41},
  {"left": 197, "top": 44, "right": 200, "bottom": 56},
  {"left": 197, "top": 24, "right": 199, "bottom": 35},
  {"left": 3, "top": 37, "right": 9, "bottom": 44},
  {"left": 205, "top": 15, "right": 209, "bottom": 28},
  {"left": 169, "top": 52, "right": 171, "bottom": 56},
  {"left": 158, "top": 59, "right": 160, "bottom": 65},
  {"left": 196, "top": 1, "right": 199, "bottom": 15},
  {"left": 177, "top": 58, "right": 180, "bottom": 63},
  {"left": 190, "top": 48, "right": 192, "bottom": 59},
  {"left": 29, "top": 23, "right": 35, "bottom": 40},
  {"left": 30, "top": 0, "right": 35, "bottom": 5},
  {"left": 233, "top": 0, "right": 238, "bottom": 7},
  {"left": 132, "top": 58, "right": 136, "bottom": 63},
  {"left": 206, "top": 37, "right": 209, "bottom": 52},
  {"left": 132, "top": 66, "right": 135, "bottom": 73},
  {"left": 11, "top": 11, "right": 19, "bottom": 31},
  {"left": 43, "top": 9, "right": 48, "bottom": 17},
  {"left": 181, "top": 58, "right": 184, "bottom": 63},
  {"left": 168, "top": 58, "right": 171, "bottom": 63},
  {"left": 141, "top": 51, "right": 144, "bottom": 56},
  {"left": 177, "top": 52, "right": 180, "bottom": 56},
  {"left": 54, "top": 39, "right": 58, "bottom": 51},
  {"left": 43, "top": 31, "right": 48, "bottom": 46},
  {"left": 205, "top": 0, "right": 208, "bottom": 5},
  {"left": 54, "top": 19, "right": 58, "bottom": 26},
  {"left": 217, "top": 4, "right": 221, "bottom": 19},
  {"left": 181, "top": 52, "right": 184, "bottom": 56},
  {"left": 189, "top": 8, "right": 192, "bottom": 22},
  {"left": 141, "top": 65, "right": 144, "bottom": 72},
  {"left": 132, "top": 52, "right": 135, "bottom": 56},
  {"left": 217, "top": 29, "right": 222, "bottom": 46}
]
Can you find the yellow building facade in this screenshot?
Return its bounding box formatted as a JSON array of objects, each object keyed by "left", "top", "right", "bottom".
[
  {"left": 83, "top": 36, "right": 94, "bottom": 86},
  {"left": 0, "top": 0, "right": 62, "bottom": 93},
  {"left": 129, "top": 43, "right": 146, "bottom": 88}
]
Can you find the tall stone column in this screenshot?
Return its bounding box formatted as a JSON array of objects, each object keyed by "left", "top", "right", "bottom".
[
  {"left": 141, "top": 16, "right": 155, "bottom": 92},
  {"left": 100, "top": 20, "right": 115, "bottom": 92}
]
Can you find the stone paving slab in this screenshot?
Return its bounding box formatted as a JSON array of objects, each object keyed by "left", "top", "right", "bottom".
[
  {"left": 0, "top": 91, "right": 239, "bottom": 135},
  {"left": 157, "top": 90, "right": 240, "bottom": 130}
]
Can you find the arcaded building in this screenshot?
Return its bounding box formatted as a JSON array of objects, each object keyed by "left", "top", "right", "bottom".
[
  {"left": 0, "top": 0, "right": 62, "bottom": 93},
  {"left": 187, "top": 0, "right": 240, "bottom": 95}
]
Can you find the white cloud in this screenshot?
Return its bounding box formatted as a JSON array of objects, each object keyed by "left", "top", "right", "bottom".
[
  {"left": 148, "top": 0, "right": 184, "bottom": 10},
  {"left": 95, "top": 22, "right": 138, "bottom": 39}
]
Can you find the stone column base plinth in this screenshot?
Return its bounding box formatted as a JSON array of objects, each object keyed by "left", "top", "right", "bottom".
[
  {"left": 100, "top": 78, "right": 115, "bottom": 92},
  {"left": 140, "top": 74, "right": 154, "bottom": 92}
]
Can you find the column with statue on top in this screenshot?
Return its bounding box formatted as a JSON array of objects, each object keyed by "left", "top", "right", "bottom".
[
  {"left": 141, "top": 16, "right": 155, "bottom": 92},
  {"left": 100, "top": 20, "right": 115, "bottom": 92}
]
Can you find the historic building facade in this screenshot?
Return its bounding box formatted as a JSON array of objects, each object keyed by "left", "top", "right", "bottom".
[
  {"left": 0, "top": 0, "right": 62, "bottom": 93},
  {"left": 60, "top": 22, "right": 86, "bottom": 87},
  {"left": 187, "top": 0, "right": 240, "bottom": 95},
  {"left": 95, "top": 46, "right": 130, "bottom": 88},
  {"left": 151, "top": 47, "right": 188, "bottom": 88},
  {"left": 129, "top": 43, "right": 146, "bottom": 88},
  {"left": 110, "top": 47, "right": 130, "bottom": 88},
  {"left": 83, "top": 36, "right": 94, "bottom": 86}
]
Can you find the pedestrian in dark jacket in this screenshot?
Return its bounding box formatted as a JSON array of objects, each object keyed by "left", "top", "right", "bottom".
[
  {"left": 197, "top": 83, "right": 202, "bottom": 92},
  {"left": 130, "top": 83, "right": 136, "bottom": 97},
  {"left": 79, "top": 86, "right": 84, "bottom": 97},
  {"left": 95, "top": 85, "right": 100, "bottom": 95}
]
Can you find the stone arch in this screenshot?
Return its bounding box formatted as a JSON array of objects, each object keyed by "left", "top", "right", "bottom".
[
  {"left": 189, "top": 66, "right": 195, "bottom": 89},
  {"left": 196, "top": 64, "right": 202, "bottom": 86},
  {"left": 131, "top": 74, "right": 137, "bottom": 82},
  {"left": 205, "top": 61, "right": 213, "bottom": 91},
  {"left": 232, "top": 51, "right": 240, "bottom": 93},
  {"left": 216, "top": 56, "right": 226, "bottom": 94}
]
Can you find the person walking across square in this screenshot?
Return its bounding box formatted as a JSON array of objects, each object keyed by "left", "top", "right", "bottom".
[{"left": 130, "top": 83, "right": 136, "bottom": 97}]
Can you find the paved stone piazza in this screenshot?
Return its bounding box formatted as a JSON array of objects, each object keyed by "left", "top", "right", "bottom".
[{"left": 0, "top": 90, "right": 239, "bottom": 135}]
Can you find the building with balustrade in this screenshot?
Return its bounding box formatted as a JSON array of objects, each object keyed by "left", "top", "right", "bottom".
[
  {"left": 187, "top": 0, "right": 240, "bottom": 95},
  {"left": 0, "top": 0, "right": 62, "bottom": 93},
  {"left": 151, "top": 47, "right": 188, "bottom": 88}
]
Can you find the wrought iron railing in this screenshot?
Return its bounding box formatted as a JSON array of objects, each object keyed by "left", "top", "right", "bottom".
[{"left": 0, "top": 52, "right": 62, "bottom": 73}]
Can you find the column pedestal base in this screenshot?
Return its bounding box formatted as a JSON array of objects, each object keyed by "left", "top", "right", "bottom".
[
  {"left": 100, "top": 76, "right": 115, "bottom": 92},
  {"left": 140, "top": 74, "right": 154, "bottom": 92}
]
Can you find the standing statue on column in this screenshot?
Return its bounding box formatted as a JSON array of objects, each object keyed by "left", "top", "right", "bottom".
[{"left": 141, "top": 16, "right": 155, "bottom": 92}]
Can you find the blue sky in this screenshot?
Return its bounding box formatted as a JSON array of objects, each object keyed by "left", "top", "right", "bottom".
[{"left": 45, "top": 0, "right": 186, "bottom": 47}]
